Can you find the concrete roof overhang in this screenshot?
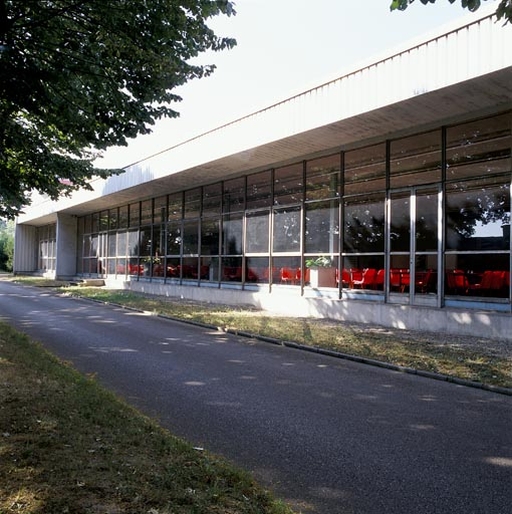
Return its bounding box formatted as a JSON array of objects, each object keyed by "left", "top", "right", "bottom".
[{"left": 52, "top": 67, "right": 511, "bottom": 221}]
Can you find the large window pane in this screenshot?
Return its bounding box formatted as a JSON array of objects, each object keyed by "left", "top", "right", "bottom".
[
  {"left": 342, "top": 255, "right": 385, "bottom": 291},
  {"left": 390, "top": 192, "right": 411, "bottom": 253},
  {"left": 168, "top": 193, "right": 182, "bottom": 220},
  {"left": 141, "top": 200, "right": 152, "bottom": 225},
  {"left": 182, "top": 219, "right": 199, "bottom": 255},
  {"left": 416, "top": 190, "right": 439, "bottom": 252},
  {"left": 184, "top": 188, "right": 201, "bottom": 218},
  {"left": 201, "top": 217, "right": 220, "bottom": 255},
  {"left": 118, "top": 206, "right": 128, "bottom": 229},
  {"left": 221, "top": 256, "right": 242, "bottom": 282},
  {"left": 129, "top": 203, "right": 140, "bottom": 228},
  {"left": 343, "top": 195, "right": 385, "bottom": 253},
  {"left": 274, "top": 163, "right": 303, "bottom": 205},
  {"left": 222, "top": 214, "right": 243, "bottom": 255},
  {"left": 306, "top": 154, "right": 340, "bottom": 201},
  {"left": 390, "top": 130, "right": 441, "bottom": 188},
  {"left": 99, "top": 211, "right": 108, "bottom": 232},
  {"left": 203, "top": 184, "right": 222, "bottom": 216},
  {"left": 224, "top": 178, "right": 245, "bottom": 213},
  {"left": 108, "top": 233, "right": 116, "bottom": 257},
  {"left": 154, "top": 196, "right": 167, "bottom": 223},
  {"left": 272, "top": 256, "right": 302, "bottom": 286},
  {"left": 445, "top": 254, "right": 509, "bottom": 299},
  {"left": 246, "top": 211, "right": 270, "bottom": 253},
  {"left": 273, "top": 206, "right": 301, "bottom": 253},
  {"left": 344, "top": 143, "right": 386, "bottom": 195},
  {"left": 246, "top": 256, "right": 270, "bottom": 284},
  {"left": 247, "top": 171, "right": 271, "bottom": 209},
  {"left": 166, "top": 221, "right": 182, "bottom": 255},
  {"left": 446, "top": 178, "right": 510, "bottom": 251},
  {"left": 109, "top": 208, "right": 118, "bottom": 230},
  {"left": 305, "top": 200, "right": 339, "bottom": 254},
  {"left": 446, "top": 113, "right": 511, "bottom": 181}
]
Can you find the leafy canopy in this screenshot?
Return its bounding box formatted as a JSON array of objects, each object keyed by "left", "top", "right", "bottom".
[
  {"left": 390, "top": 0, "right": 512, "bottom": 23},
  {"left": 0, "top": 0, "right": 236, "bottom": 218}
]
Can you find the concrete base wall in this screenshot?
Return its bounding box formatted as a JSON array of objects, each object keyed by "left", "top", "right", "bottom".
[{"left": 105, "top": 278, "right": 512, "bottom": 342}]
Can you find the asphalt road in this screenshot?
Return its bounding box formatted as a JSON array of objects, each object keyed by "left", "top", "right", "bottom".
[{"left": 0, "top": 280, "right": 511, "bottom": 514}]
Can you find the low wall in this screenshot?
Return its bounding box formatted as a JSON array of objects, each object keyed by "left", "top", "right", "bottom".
[{"left": 105, "top": 278, "right": 512, "bottom": 343}]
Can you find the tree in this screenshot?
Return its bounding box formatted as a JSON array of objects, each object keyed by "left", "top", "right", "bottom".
[
  {"left": 0, "top": 1, "right": 236, "bottom": 219},
  {"left": 390, "top": 0, "right": 512, "bottom": 24},
  {"left": 0, "top": 219, "right": 14, "bottom": 271}
]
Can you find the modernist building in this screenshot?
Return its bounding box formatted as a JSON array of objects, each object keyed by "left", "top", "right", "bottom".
[{"left": 14, "top": 9, "right": 512, "bottom": 341}]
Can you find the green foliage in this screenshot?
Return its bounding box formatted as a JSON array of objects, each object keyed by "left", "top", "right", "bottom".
[
  {"left": 390, "top": 0, "right": 512, "bottom": 23},
  {"left": 0, "top": 1, "right": 236, "bottom": 218},
  {"left": 305, "top": 256, "right": 333, "bottom": 268},
  {"left": 0, "top": 219, "right": 14, "bottom": 270}
]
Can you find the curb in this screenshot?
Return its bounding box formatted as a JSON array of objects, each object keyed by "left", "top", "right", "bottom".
[{"left": 66, "top": 292, "right": 512, "bottom": 397}]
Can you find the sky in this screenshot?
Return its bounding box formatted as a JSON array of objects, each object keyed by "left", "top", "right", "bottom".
[{"left": 95, "top": 0, "right": 498, "bottom": 170}]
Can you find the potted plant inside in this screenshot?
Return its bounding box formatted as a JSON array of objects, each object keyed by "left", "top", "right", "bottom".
[{"left": 305, "top": 256, "right": 335, "bottom": 287}]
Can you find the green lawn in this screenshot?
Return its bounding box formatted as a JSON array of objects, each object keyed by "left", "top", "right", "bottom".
[{"left": 0, "top": 322, "right": 294, "bottom": 514}]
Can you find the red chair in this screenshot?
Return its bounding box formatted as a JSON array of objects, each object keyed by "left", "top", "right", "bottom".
[
  {"left": 390, "top": 269, "right": 402, "bottom": 291},
  {"left": 280, "top": 267, "right": 296, "bottom": 284},
  {"left": 446, "top": 269, "right": 469, "bottom": 295},
  {"left": 469, "top": 270, "right": 493, "bottom": 295},
  {"left": 335, "top": 269, "right": 350, "bottom": 287},
  {"left": 352, "top": 268, "right": 377, "bottom": 289},
  {"left": 415, "top": 269, "right": 432, "bottom": 294},
  {"left": 349, "top": 269, "right": 362, "bottom": 288},
  {"left": 400, "top": 269, "right": 410, "bottom": 292},
  {"left": 374, "top": 269, "right": 385, "bottom": 290},
  {"left": 490, "top": 270, "right": 505, "bottom": 291}
]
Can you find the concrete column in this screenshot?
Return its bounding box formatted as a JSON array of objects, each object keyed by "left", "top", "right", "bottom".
[
  {"left": 13, "top": 224, "right": 38, "bottom": 273},
  {"left": 55, "top": 214, "right": 77, "bottom": 278}
]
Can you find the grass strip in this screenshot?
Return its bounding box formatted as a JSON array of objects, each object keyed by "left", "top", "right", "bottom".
[
  {"left": 0, "top": 322, "right": 294, "bottom": 514},
  {"left": 62, "top": 287, "right": 512, "bottom": 390}
]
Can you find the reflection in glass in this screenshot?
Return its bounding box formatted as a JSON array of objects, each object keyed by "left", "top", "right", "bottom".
[
  {"left": 222, "top": 214, "right": 243, "bottom": 255},
  {"left": 201, "top": 218, "right": 220, "bottom": 256},
  {"left": 247, "top": 171, "right": 271, "bottom": 209},
  {"left": 273, "top": 256, "right": 302, "bottom": 285},
  {"left": 224, "top": 178, "right": 245, "bottom": 213},
  {"left": 184, "top": 188, "right": 201, "bottom": 218},
  {"left": 445, "top": 254, "right": 509, "bottom": 299},
  {"left": 246, "top": 256, "right": 270, "bottom": 284},
  {"left": 306, "top": 154, "right": 339, "bottom": 201},
  {"left": 202, "top": 184, "right": 222, "bottom": 216},
  {"left": 182, "top": 220, "right": 199, "bottom": 255},
  {"left": 344, "top": 143, "right": 386, "bottom": 195},
  {"left": 273, "top": 207, "right": 301, "bottom": 253},
  {"left": 415, "top": 190, "right": 438, "bottom": 252},
  {"left": 221, "top": 257, "right": 242, "bottom": 282},
  {"left": 446, "top": 180, "right": 510, "bottom": 251},
  {"left": 274, "top": 163, "right": 303, "bottom": 205},
  {"left": 305, "top": 200, "right": 339, "bottom": 254},
  {"left": 246, "top": 211, "right": 269, "bottom": 253},
  {"left": 344, "top": 195, "right": 385, "bottom": 253},
  {"left": 390, "top": 193, "right": 410, "bottom": 253},
  {"left": 446, "top": 112, "right": 511, "bottom": 180},
  {"left": 390, "top": 130, "right": 441, "bottom": 188},
  {"left": 166, "top": 221, "right": 182, "bottom": 255},
  {"left": 342, "top": 256, "right": 385, "bottom": 290}
]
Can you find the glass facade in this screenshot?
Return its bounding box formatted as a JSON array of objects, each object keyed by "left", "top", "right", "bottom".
[
  {"left": 37, "top": 224, "right": 57, "bottom": 272},
  {"left": 77, "top": 112, "right": 512, "bottom": 309}
]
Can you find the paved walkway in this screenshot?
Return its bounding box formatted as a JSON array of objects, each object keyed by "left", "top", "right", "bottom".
[{"left": 1, "top": 280, "right": 511, "bottom": 514}]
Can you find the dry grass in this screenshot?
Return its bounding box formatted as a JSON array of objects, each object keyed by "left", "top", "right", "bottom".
[
  {"left": 56, "top": 285, "right": 512, "bottom": 390},
  {"left": 0, "top": 322, "right": 294, "bottom": 514}
]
